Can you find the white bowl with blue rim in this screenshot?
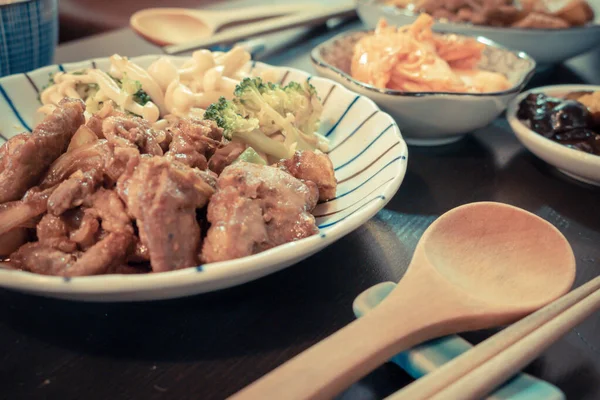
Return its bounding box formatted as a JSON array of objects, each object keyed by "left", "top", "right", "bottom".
[
  {"left": 0, "top": 55, "right": 408, "bottom": 302},
  {"left": 0, "top": 0, "right": 58, "bottom": 77},
  {"left": 357, "top": 0, "right": 600, "bottom": 66},
  {"left": 311, "top": 30, "right": 536, "bottom": 146},
  {"left": 354, "top": 282, "right": 566, "bottom": 400}
]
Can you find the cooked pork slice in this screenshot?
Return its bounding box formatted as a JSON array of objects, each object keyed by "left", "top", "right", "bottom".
[
  {"left": 10, "top": 243, "right": 79, "bottom": 276},
  {"left": 65, "top": 232, "right": 132, "bottom": 276},
  {"left": 0, "top": 98, "right": 85, "bottom": 203},
  {"left": 64, "top": 208, "right": 100, "bottom": 250},
  {"left": 10, "top": 187, "right": 134, "bottom": 276},
  {"left": 208, "top": 141, "right": 246, "bottom": 175},
  {"left": 278, "top": 150, "right": 337, "bottom": 201},
  {"left": 41, "top": 140, "right": 112, "bottom": 188},
  {"left": 83, "top": 188, "right": 133, "bottom": 235},
  {"left": 47, "top": 169, "right": 103, "bottom": 216},
  {"left": 119, "top": 157, "right": 215, "bottom": 272},
  {"left": 11, "top": 231, "right": 131, "bottom": 276},
  {"left": 85, "top": 101, "right": 126, "bottom": 138},
  {"left": 202, "top": 162, "right": 319, "bottom": 263},
  {"left": 165, "top": 118, "right": 222, "bottom": 169},
  {"left": 0, "top": 186, "right": 55, "bottom": 236},
  {"left": 102, "top": 115, "right": 166, "bottom": 155},
  {"left": 36, "top": 214, "right": 77, "bottom": 253}
]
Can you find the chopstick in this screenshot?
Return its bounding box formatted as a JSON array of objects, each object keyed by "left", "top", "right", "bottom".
[
  {"left": 164, "top": 3, "right": 356, "bottom": 55},
  {"left": 387, "top": 275, "right": 600, "bottom": 400}
]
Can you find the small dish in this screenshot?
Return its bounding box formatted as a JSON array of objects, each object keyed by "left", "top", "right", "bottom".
[
  {"left": 357, "top": 0, "right": 600, "bottom": 66},
  {"left": 0, "top": 56, "right": 408, "bottom": 301},
  {"left": 507, "top": 84, "right": 600, "bottom": 186},
  {"left": 311, "top": 30, "right": 536, "bottom": 146},
  {"left": 353, "top": 282, "right": 566, "bottom": 400}
]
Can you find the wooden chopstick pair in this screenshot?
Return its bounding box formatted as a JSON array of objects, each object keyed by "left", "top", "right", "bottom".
[{"left": 387, "top": 275, "right": 600, "bottom": 400}]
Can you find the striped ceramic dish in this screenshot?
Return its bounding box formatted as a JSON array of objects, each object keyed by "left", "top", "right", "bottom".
[{"left": 0, "top": 56, "right": 408, "bottom": 301}]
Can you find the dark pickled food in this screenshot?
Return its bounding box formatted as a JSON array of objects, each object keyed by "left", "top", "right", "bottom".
[
  {"left": 516, "top": 93, "right": 561, "bottom": 121},
  {"left": 517, "top": 91, "right": 600, "bottom": 156},
  {"left": 549, "top": 100, "right": 593, "bottom": 132}
]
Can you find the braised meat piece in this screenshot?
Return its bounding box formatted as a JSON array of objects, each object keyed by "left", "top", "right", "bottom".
[
  {"left": 47, "top": 169, "right": 103, "bottom": 216},
  {"left": 11, "top": 232, "right": 131, "bottom": 277},
  {"left": 165, "top": 118, "right": 222, "bottom": 170},
  {"left": 208, "top": 141, "right": 246, "bottom": 175},
  {"left": 0, "top": 98, "right": 84, "bottom": 203},
  {"left": 65, "top": 208, "right": 100, "bottom": 250},
  {"left": 10, "top": 188, "right": 134, "bottom": 276},
  {"left": 36, "top": 214, "right": 77, "bottom": 253},
  {"left": 40, "top": 140, "right": 113, "bottom": 188},
  {"left": 278, "top": 151, "right": 337, "bottom": 201},
  {"left": 85, "top": 101, "right": 126, "bottom": 138},
  {"left": 118, "top": 157, "right": 215, "bottom": 272},
  {"left": 102, "top": 115, "right": 166, "bottom": 155},
  {"left": 84, "top": 188, "right": 133, "bottom": 235},
  {"left": 202, "top": 162, "right": 319, "bottom": 263}
]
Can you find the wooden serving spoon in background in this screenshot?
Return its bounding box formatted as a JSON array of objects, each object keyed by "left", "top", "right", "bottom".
[
  {"left": 130, "top": 4, "right": 310, "bottom": 46},
  {"left": 231, "top": 202, "right": 576, "bottom": 400}
]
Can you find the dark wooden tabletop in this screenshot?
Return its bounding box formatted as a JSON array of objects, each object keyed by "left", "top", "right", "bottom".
[{"left": 1, "top": 13, "right": 600, "bottom": 400}]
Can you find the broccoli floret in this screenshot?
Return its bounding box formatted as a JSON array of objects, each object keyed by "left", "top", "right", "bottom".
[
  {"left": 232, "top": 78, "right": 326, "bottom": 154},
  {"left": 205, "top": 97, "right": 291, "bottom": 160}
]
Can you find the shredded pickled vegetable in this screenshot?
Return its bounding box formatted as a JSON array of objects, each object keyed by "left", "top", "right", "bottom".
[{"left": 351, "top": 15, "right": 512, "bottom": 93}]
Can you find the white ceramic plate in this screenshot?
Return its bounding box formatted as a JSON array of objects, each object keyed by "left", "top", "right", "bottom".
[
  {"left": 311, "top": 30, "right": 535, "bottom": 146},
  {"left": 357, "top": 0, "right": 600, "bottom": 65},
  {"left": 507, "top": 84, "right": 600, "bottom": 186},
  {"left": 0, "top": 56, "right": 408, "bottom": 301}
]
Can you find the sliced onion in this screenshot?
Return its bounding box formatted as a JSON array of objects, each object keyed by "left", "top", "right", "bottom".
[{"left": 67, "top": 125, "right": 98, "bottom": 153}]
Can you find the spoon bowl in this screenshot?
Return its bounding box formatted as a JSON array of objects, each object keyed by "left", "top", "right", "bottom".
[
  {"left": 232, "top": 202, "right": 576, "bottom": 400},
  {"left": 421, "top": 202, "right": 575, "bottom": 310}
]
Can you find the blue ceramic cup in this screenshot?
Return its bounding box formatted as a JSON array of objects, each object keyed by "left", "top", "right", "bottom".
[{"left": 0, "top": 0, "right": 58, "bottom": 77}]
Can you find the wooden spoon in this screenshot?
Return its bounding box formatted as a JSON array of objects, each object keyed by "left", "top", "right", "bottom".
[
  {"left": 130, "top": 4, "right": 309, "bottom": 46},
  {"left": 231, "top": 202, "right": 576, "bottom": 400}
]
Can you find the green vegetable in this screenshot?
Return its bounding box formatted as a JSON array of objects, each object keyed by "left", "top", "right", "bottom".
[
  {"left": 204, "top": 77, "right": 327, "bottom": 159},
  {"left": 233, "top": 147, "right": 267, "bottom": 166},
  {"left": 205, "top": 97, "right": 290, "bottom": 159},
  {"left": 121, "top": 73, "right": 152, "bottom": 106}
]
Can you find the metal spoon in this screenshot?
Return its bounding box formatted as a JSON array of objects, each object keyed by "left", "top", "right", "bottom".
[{"left": 231, "top": 202, "right": 576, "bottom": 400}]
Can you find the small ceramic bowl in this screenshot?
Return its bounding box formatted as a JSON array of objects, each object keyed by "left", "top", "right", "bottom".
[
  {"left": 311, "top": 30, "right": 536, "bottom": 146},
  {"left": 357, "top": 0, "right": 600, "bottom": 66},
  {"left": 507, "top": 84, "right": 600, "bottom": 186}
]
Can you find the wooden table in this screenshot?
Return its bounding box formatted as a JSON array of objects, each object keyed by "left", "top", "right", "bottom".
[{"left": 1, "top": 4, "right": 600, "bottom": 399}]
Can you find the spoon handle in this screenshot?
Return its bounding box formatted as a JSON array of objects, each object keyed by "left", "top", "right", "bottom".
[
  {"left": 230, "top": 270, "right": 471, "bottom": 400},
  {"left": 165, "top": 3, "right": 356, "bottom": 55}
]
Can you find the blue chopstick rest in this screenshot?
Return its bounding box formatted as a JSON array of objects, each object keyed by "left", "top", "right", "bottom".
[{"left": 352, "top": 282, "right": 566, "bottom": 400}]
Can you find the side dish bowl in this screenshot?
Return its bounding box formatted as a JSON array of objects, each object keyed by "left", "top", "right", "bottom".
[
  {"left": 0, "top": 56, "right": 408, "bottom": 301},
  {"left": 311, "top": 30, "right": 536, "bottom": 146},
  {"left": 357, "top": 0, "right": 600, "bottom": 65},
  {"left": 507, "top": 84, "right": 600, "bottom": 186}
]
